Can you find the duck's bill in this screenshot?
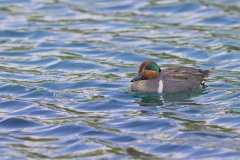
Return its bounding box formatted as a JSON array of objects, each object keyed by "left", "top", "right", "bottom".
[{"left": 131, "top": 75, "right": 146, "bottom": 82}]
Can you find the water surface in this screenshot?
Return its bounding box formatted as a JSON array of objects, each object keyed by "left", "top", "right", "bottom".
[{"left": 0, "top": 0, "right": 240, "bottom": 159}]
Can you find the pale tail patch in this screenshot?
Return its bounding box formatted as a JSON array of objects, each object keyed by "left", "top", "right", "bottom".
[
  {"left": 158, "top": 80, "right": 163, "bottom": 93},
  {"left": 200, "top": 80, "right": 206, "bottom": 85}
]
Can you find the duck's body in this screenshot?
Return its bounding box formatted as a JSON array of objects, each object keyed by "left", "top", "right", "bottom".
[{"left": 131, "top": 60, "right": 209, "bottom": 93}]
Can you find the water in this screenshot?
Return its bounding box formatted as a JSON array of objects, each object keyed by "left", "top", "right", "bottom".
[{"left": 0, "top": 0, "right": 240, "bottom": 159}]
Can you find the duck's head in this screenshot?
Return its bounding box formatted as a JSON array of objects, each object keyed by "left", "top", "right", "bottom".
[{"left": 131, "top": 60, "right": 161, "bottom": 82}]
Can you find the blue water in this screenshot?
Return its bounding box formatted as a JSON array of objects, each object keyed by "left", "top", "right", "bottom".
[{"left": 0, "top": 0, "right": 240, "bottom": 159}]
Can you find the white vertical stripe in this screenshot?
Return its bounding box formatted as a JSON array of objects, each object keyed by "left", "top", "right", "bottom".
[{"left": 158, "top": 80, "right": 163, "bottom": 93}]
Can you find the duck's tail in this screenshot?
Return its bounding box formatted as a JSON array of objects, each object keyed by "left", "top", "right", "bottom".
[
  {"left": 199, "top": 69, "right": 209, "bottom": 77},
  {"left": 199, "top": 69, "right": 209, "bottom": 86}
]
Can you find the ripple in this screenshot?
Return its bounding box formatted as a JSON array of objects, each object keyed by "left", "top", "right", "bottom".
[
  {"left": 0, "top": 83, "right": 28, "bottom": 95},
  {"left": 114, "top": 118, "right": 177, "bottom": 133},
  {"left": 36, "top": 125, "right": 90, "bottom": 137},
  {"left": 0, "top": 117, "right": 40, "bottom": 129},
  {"left": 63, "top": 143, "right": 103, "bottom": 154},
  {"left": 108, "top": 135, "right": 136, "bottom": 143},
  {"left": 45, "top": 60, "right": 102, "bottom": 71},
  {"left": 0, "top": 100, "right": 32, "bottom": 111},
  {"left": 140, "top": 2, "right": 202, "bottom": 14},
  {"left": 199, "top": 15, "right": 239, "bottom": 26},
  {"left": 210, "top": 116, "right": 240, "bottom": 128}
]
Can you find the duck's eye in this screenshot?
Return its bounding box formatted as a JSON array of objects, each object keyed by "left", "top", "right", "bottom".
[{"left": 145, "top": 66, "right": 151, "bottom": 70}]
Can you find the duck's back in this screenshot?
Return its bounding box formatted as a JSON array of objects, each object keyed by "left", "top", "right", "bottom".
[{"left": 161, "top": 67, "right": 209, "bottom": 93}]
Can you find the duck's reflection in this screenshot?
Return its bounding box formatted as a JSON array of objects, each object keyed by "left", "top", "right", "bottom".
[{"left": 131, "top": 88, "right": 206, "bottom": 107}]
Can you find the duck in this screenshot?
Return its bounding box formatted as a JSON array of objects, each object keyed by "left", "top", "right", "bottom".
[{"left": 131, "top": 60, "right": 209, "bottom": 93}]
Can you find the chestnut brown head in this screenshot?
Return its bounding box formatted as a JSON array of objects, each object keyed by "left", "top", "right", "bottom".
[{"left": 131, "top": 60, "right": 161, "bottom": 82}]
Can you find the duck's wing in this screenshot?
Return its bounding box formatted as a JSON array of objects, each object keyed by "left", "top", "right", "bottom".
[
  {"left": 161, "top": 67, "right": 209, "bottom": 93},
  {"left": 162, "top": 67, "right": 209, "bottom": 81}
]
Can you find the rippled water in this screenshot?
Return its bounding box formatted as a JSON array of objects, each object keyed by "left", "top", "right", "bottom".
[{"left": 0, "top": 0, "right": 240, "bottom": 159}]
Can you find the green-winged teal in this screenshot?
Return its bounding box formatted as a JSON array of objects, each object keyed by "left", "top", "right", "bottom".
[{"left": 131, "top": 60, "right": 209, "bottom": 93}]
